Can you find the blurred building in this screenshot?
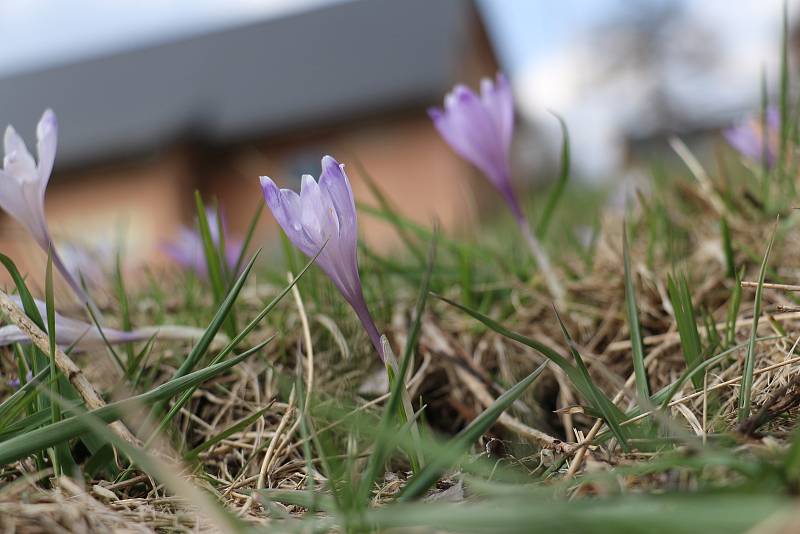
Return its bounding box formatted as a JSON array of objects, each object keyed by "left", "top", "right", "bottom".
[{"left": 0, "top": 0, "right": 498, "bottom": 285}]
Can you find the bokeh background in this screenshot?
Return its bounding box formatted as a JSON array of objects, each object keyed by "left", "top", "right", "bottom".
[{"left": 0, "top": 0, "right": 790, "bottom": 279}]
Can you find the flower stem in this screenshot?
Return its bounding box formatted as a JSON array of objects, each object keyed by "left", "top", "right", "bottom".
[
  {"left": 49, "top": 246, "right": 105, "bottom": 321},
  {"left": 517, "top": 218, "right": 565, "bottom": 304}
]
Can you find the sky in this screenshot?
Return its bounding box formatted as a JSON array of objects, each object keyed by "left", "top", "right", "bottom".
[
  {"left": 0, "top": 0, "right": 339, "bottom": 75},
  {"left": 0, "top": 0, "right": 790, "bottom": 179},
  {"left": 478, "top": 0, "right": 790, "bottom": 178}
]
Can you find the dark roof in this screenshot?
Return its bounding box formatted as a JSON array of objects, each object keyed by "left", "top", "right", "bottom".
[{"left": 0, "top": 0, "right": 472, "bottom": 167}]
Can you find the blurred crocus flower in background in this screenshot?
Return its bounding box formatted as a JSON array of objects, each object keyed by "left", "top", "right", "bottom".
[
  {"left": 6, "top": 371, "right": 32, "bottom": 389},
  {"left": 0, "top": 296, "right": 146, "bottom": 349},
  {"left": 163, "top": 207, "right": 242, "bottom": 278},
  {"left": 59, "top": 240, "right": 114, "bottom": 289},
  {"left": 724, "top": 106, "right": 780, "bottom": 168},
  {"left": 429, "top": 74, "right": 519, "bottom": 220},
  {"left": 429, "top": 74, "right": 564, "bottom": 302},
  {"left": 0, "top": 110, "right": 91, "bottom": 303},
  {"left": 260, "top": 156, "right": 384, "bottom": 359},
  {"left": 0, "top": 296, "right": 212, "bottom": 350}
]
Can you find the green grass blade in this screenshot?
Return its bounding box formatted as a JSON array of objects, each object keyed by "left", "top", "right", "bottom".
[
  {"left": 232, "top": 201, "right": 263, "bottom": 277},
  {"left": 114, "top": 247, "right": 135, "bottom": 369},
  {"left": 168, "top": 251, "right": 259, "bottom": 383},
  {"left": 726, "top": 267, "right": 745, "bottom": 348},
  {"left": 195, "top": 192, "right": 237, "bottom": 338},
  {"left": 398, "top": 361, "right": 547, "bottom": 501},
  {"left": 0, "top": 408, "right": 54, "bottom": 442},
  {"left": 360, "top": 232, "right": 437, "bottom": 502},
  {"left": 553, "top": 307, "right": 629, "bottom": 451},
  {"left": 760, "top": 67, "right": 771, "bottom": 205},
  {"left": 720, "top": 217, "right": 735, "bottom": 279},
  {"left": 0, "top": 252, "right": 52, "bottom": 424},
  {"left": 45, "top": 246, "right": 65, "bottom": 476},
  {"left": 195, "top": 192, "right": 225, "bottom": 296},
  {"left": 0, "top": 367, "right": 50, "bottom": 429},
  {"left": 667, "top": 274, "right": 703, "bottom": 390},
  {"left": 0, "top": 253, "right": 45, "bottom": 330},
  {"left": 738, "top": 226, "right": 775, "bottom": 423},
  {"left": 623, "top": 225, "right": 650, "bottom": 401},
  {"left": 0, "top": 349, "right": 256, "bottom": 465},
  {"left": 536, "top": 112, "right": 570, "bottom": 239}
]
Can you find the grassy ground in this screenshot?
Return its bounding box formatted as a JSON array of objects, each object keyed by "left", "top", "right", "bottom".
[
  {"left": 2, "top": 33, "right": 800, "bottom": 533},
  {"left": 1, "top": 138, "right": 799, "bottom": 533}
]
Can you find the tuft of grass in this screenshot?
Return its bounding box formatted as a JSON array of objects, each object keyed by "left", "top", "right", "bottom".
[
  {"left": 623, "top": 225, "right": 650, "bottom": 402},
  {"left": 536, "top": 112, "right": 571, "bottom": 239},
  {"left": 738, "top": 224, "right": 775, "bottom": 423},
  {"left": 667, "top": 273, "right": 703, "bottom": 390}
]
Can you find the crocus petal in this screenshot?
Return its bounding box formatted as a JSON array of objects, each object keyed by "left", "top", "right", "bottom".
[
  {"left": 36, "top": 109, "right": 57, "bottom": 187},
  {"left": 261, "top": 176, "right": 315, "bottom": 257},
  {"left": 3, "top": 126, "right": 37, "bottom": 181},
  {"left": 319, "top": 155, "right": 357, "bottom": 250},
  {"left": 0, "top": 324, "right": 30, "bottom": 346},
  {"left": 480, "top": 73, "right": 514, "bottom": 152},
  {"left": 0, "top": 170, "right": 49, "bottom": 246},
  {"left": 0, "top": 170, "right": 34, "bottom": 224},
  {"left": 431, "top": 86, "right": 502, "bottom": 182}
]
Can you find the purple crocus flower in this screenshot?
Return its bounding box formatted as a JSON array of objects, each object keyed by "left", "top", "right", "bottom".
[
  {"left": 260, "top": 156, "right": 383, "bottom": 359},
  {"left": 428, "top": 74, "right": 520, "bottom": 221},
  {"left": 0, "top": 110, "right": 90, "bottom": 304},
  {"left": 0, "top": 296, "right": 147, "bottom": 350},
  {"left": 163, "top": 207, "right": 243, "bottom": 278},
  {"left": 724, "top": 106, "right": 780, "bottom": 168},
  {"left": 7, "top": 371, "right": 32, "bottom": 389},
  {"left": 429, "top": 74, "right": 564, "bottom": 301}
]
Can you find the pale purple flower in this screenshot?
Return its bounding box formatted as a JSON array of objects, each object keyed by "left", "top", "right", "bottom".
[
  {"left": 428, "top": 73, "right": 522, "bottom": 221},
  {"left": 163, "top": 207, "right": 243, "bottom": 277},
  {"left": 0, "top": 110, "right": 90, "bottom": 303},
  {"left": 7, "top": 371, "right": 32, "bottom": 389},
  {"left": 724, "top": 106, "right": 780, "bottom": 167},
  {"left": 0, "top": 296, "right": 147, "bottom": 350},
  {"left": 260, "top": 156, "right": 383, "bottom": 359},
  {"left": 429, "top": 74, "right": 565, "bottom": 302}
]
